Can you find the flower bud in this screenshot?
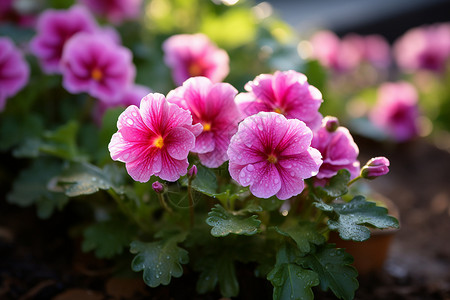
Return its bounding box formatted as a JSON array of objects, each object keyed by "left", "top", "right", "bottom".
[
  {"left": 188, "top": 165, "right": 197, "bottom": 179},
  {"left": 324, "top": 116, "right": 339, "bottom": 132},
  {"left": 152, "top": 181, "right": 164, "bottom": 193},
  {"left": 361, "top": 156, "right": 390, "bottom": 179}
]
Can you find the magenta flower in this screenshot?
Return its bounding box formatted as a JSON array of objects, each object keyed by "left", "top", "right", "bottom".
[
  {"left": 361, "top": 157, "right": 390, "bottom": 179},
  {"left": 78, "top": 0, "right": 143, "bottom": 24},
  {"left": 61, "top": 32, "right": 136, "bottom": 103},
  {"left": 0, "top": 37, "right": 30, "bottom": 111},
  {"left": 228, "top": 112, "right": 322, "bottom": 200},
  {"left": 311, "top": 116, "right": 360, "bottom": 185},
  {"left": 109, "top": 93, "right": 203, "bottom": 182},
  {"left": 163, "top": 34, "right": 229, "bottom": 86},
  {"left": 30, "top": 5, "right": 98, "bottom": 74},
  {"left": 167, "top": 77, "right": 239, "bottom": 168},
  {"left": 235, "top": 70, "right": 323, "bottom": 131},
  {"left": 394, "top": 23, "right": 450, "bottom": 73},
  {"left": 370, "top": 82, "right": 420, "bottom": 142}
]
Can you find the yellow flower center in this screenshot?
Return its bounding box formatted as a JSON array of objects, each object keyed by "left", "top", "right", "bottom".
[
  {"left": 202, "top": 122, "right": 211, "bottom": 131},
  {"left": 188, "top": 63, "right": 203, "bottom": 77},
  {"left": 91, "top": 68, "right": 103, "bottom": 81},
  {"left": 274, "top": 107, "right": 284, "bottom": 114},
  {"left": 267, "top": 154, "right": 277, "bottom": 164},
  {"left": 153, "top": 136, "right": 164, "bottom": 149}
]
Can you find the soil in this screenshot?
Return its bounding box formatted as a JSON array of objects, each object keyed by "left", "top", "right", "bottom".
[{"left": 0, "top": 136, "right": 449, "bottom": 300}]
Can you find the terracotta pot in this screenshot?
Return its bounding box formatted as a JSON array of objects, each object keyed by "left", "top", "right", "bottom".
[{"left": 329, "top": 195, "right": 400, "bottom": 275}]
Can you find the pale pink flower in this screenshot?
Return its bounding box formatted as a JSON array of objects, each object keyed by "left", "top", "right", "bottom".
[
  {"left": 30, "top": 5, "right": 98, "bottom": 74},
  {"left": 227, "top": 112, "right": 322, "bottom": 200},
  {"left": 167, "top": 77, "right": 239, "bottom": 168},
  {"left": 311, "top": 116, "right": 360, "bottom": 185},
  {"left": 109, "top": 93, "right": 203, "bottom": 182},
  {"left": 0, "top": 37, "right": 30, "bottom": 111},
  {"left": 235, "top": 70, "right": 323, "bottom": 131},
  {"left": 309, "top": 30, "right": 362, "bottom": 72},
  {"left": 344, "top": 34, "right": 391, "bottom": 69},
  {"left": 163, "top": 34, "right": 229, "bottom": 86},
  {"left": 60, "top": 32, "right": 135, "bottom": 103},
  {"left": 370, "top": 82, "right": 420, "bottom": 142},
  {"left": 361, "top": 157, "right": 390, "bottom": 179},
  {"left": 394, "top": 23, "right": 450, "bottom": 72},
  {"left": 78, "top": 0, "right": 143, "bottom": 24}
]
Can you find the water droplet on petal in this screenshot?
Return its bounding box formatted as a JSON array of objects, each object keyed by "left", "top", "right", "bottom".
[
  {"left": 257, "top": 124, "right": 264, "bottom": 131},
  {"left": 274, "top": 178, "right": 279, "bottom": 184},
  {"left": 127, "top": 118, "right": 133, "bottom": 125},
  {"left": 290, "top": 171, "right": 295, "bottom": 177},
  {"left": 132, "top": 112, "right": 138, "bottom": 117},
  {"left": 247, "top": 164, "right": 255, "bottom": 171}
]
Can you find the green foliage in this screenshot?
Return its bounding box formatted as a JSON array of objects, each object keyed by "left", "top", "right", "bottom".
[
  {"left": 130, "top": 234, "right": 189, "bottom": 288},
  {"left": 7, "top": 158, "right": 68, "bottom": 219},
  {"left": 315, "top": 169, "right": 351, "bottom": 200},
  {"left": 275, "top": 222, "right": 326, "bottom": 255},
  {"left": 206, "top": 204, "right": 261, "bottom": 237},
  {"left": 298, "top": 244, "right": 358, "bottom": 300},
  {"left": 268, "top": 244, "right": 320, "bottom": 300},
  {"left": 315, "top": 195, "right": 399, "bottom": 241},
  {"left": 82, "top": 217, "right": 137, "bottom": 259}
]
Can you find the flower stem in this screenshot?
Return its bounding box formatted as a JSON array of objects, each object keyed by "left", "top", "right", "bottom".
[
  {"left": 347, "top": 175, "right": 362, "bottom": 187},
  {"left": 157, "top": 193, "right": 173, "bottom": 213},
  {"left": 188, "top": 178, "right": 195, "bottom": 228}
]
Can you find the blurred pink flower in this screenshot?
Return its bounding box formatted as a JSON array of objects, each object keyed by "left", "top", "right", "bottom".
[
  {"left": 163, "top": 34, "right": 229, "bottom": 86},
  {"left": 370, "top": 82, "right": 420, "bottom": 142},
  {"left": 344, "top": 34, "right": 391, "bottom": 69},
  {"left": 93, "top": 84, "right": 151, "bottom": 125},
  {"left": 309, "top": 30, "right": 362, "bottom": 72},
  {"left": 60, "top": 32, "right": 135, "bottom": 103},
  {"left": 394, "top": 23, "right": 450, "bottom": 72},
  {"left": 0, "top": 37, "right": 29, "bottom": 111},
  {"left": 236, "top": 70, "right": 323, "bottom": 130},
  {"left": 30, "top": 5, "right": 98, "bottom": 74},
  {"left": 311, "top": 116, "right": 360, "bottom": 185},
  {"left": 109, "top": 93, "right": 202, "bottom": 182},
  {"left": 78, "top": 0, "right": 143, "bottom": 24},
  {"left": 167, "top": 77, "right": 239, "bottom": 168},
  {"left": 228, "top": 112, "right": 322, "bottom": 200}
]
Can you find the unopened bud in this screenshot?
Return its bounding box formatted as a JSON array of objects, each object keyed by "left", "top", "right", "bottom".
[
  {"left": 324, "top": 116, "right": 339, "bottom": 132},
  {"left": 188, "top": 165, "right": 197, "bottom": 179},
  {"left": 152, "top": 181, "right": 164, "bottom": 193},
  {"left": 361, "top": 157, "right": 390, "bottom": 179}
]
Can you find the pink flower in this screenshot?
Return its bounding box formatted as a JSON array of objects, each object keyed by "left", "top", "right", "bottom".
[
  {"left": 394, "top": 23, "right": 450, "bottom": 72},
  {"left": 235, "top": 70, "right": 323, "bottom": 131},
  {"left": 311, "top": 116, "right": 360, "bottom": 185},
  {"left": 227, "top": 112, "right": 322, "bottom": 200},
  {"left": 77, "top": 0, "right": 143, "bottom": 24},
  {"left": 370, "top": 82, "right": 420, "bottom": 142},
  {"left": 361, "top": 157, "right": 390, "bottom": 179},
  {"left": 163, "top": 34, "right": 229, "bottom": 86},
  {"left": 61, "top": 32, "right": 135, "bottom": 103},
  {"left": 309, "top": 30, "right": 362, "bottom": 73},
  {"left": 0, "top": 37, "right": 30, "bottom": 111},
  {"left": 344, "top": 34, "right": 391, "bottom": 69},
  {"left": 109, "top": 93, "right": 203, "bottom": 182},
  {"left": 93, "top": 84, "right": 151, "bottom": 125},
  {"left": 167, "top": 77, "right": 239, "bottom": 168},
  {"left": 30, "top": 5, "right": 98, "bottom": 74}
]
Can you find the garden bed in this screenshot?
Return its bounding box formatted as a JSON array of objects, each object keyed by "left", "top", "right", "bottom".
[{"left": 1, "top": 137, "right": 449, "bottom": 300}]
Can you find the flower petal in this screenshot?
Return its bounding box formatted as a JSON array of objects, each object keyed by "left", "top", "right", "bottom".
[{"left": 165, "top": 127, "right": 195, "bottom": 160}]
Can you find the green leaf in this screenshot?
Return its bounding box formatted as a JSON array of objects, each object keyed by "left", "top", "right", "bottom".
[
  {"left": 196, "top": 255, "right": 239, "bottom": 298},
  {"left": 267, "top": 244, "right": 319, "bottom": 300},
  {"left": 326, "top": 196, "right": 399, "bottom": 241},
  {"left": 184, "top": 164, "right": 218, "bottom": 196},
  {"left": 40, "top": 121, "right": 82, "bottom": 160},
  {"left": 130, "top": 235, "right": 189, "bottom": 288},
  {"left": 0, "top": 114, "right": 44, "bottom": 152},
  {"left": 275, "top": 222, "right": 326, "bottom": 255},
  {"left": 7, "top": 158, "right": 68, "bottom": 219},
  {"left": 298, "top": 244, "right": 358, "bottom": 300},
  {"left": 82, "top": 217, "right": 136, "bottom": 259},
  {"left": 206, "top": 204, "right": 261, "bottom": 237},
  {"left": 57, "top": 162, "right": 117, "bottom": 197},
  {"left": 316, "top": 169, "right": 351, "bottom": 199}
]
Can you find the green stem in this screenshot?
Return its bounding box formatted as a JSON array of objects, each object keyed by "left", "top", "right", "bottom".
[
  {"left": 188, "top": 178, "right": 194, "bottom": 228},
  {"left": 347, "top": 175, "right": 362, "bottom": 187},
  {"left": 158, "top": 193, "right": 173, "bottom": 213}
]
